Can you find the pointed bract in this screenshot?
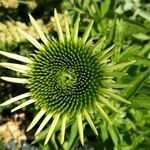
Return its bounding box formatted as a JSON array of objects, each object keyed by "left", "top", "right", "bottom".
[
  {"left": 100, "top": 44, "right": 115, "bottom": 58},
  {"left": 0, "top": 51, "right": 31, "bottom": 63},
  {"left": 0, "top": 63, "right": 28, "bottom": 74},
  {"left": 27, "top": 109, "right": 46, "bottom": 131},
  {"left": 93, "top": 36, "right": 106, "bottom": 52},
  {"left": 65, "top": 17, "right": 70, "bottom": 41},
  {"left": 0, "top": 93, "right": 30, "bottom": 106},
  {"left": 17, "top": 27, "right": 45, "bottom": 51},
  {"left": 35, "top": 113, "right": 52, "bottom": 136},
  {"left": 101, "top": 89, "right": 131, "bottom": 104},
  {"left": 84, "top": 110, "right": 98, "bottom": 135},
  {"left": 72, "top": 15, "right": 80, "bottom": 43},
  {"left": 29, "top": 14, "right": 49, "bottom": 47},
  {"left": 54, "top": 9, "right": 64, "bottom": 43},
  {"left": 61, "top": 115, "right": 67, "bottom": 144},
  {"left": 1, "top": 77, "right": 28, "bottom": 84},
  {"left": 44, "top": 114, "right": 60, "bottom": 145},
  {"left": 99, "top": 96, "right": 119, "bottom": 113},
  {"left": 95, "top": 102, "right": 112, "bottom": 125},
  {"left": 108, "top": 61, "right": 136, "bottom": 71},
  {"left": 77, "top": 113, "right": 84, "bottom": 146},
  {"left": 11, "top": 99, "right": 35, "bottom": 112},
  {"left": 82, "top": 20, "right": 94, "bottom": 44}
]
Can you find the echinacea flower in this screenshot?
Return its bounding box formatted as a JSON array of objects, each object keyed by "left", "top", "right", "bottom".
[{"left": 0, "top": 9, "right": 134, "bottom": 145}]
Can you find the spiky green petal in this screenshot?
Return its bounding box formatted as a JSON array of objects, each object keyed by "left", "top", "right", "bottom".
[
  {"left": 29, "top": 14, "right": 49, "bottom": 47},
  {"left": 0, "top": 77, "right": 28, "bottom": 84},
  {"left": 0, "top": 63, "right": 28, "bottom": 74},
  {"left": 110, "top": 83, "right": 132, "bottom": 88},
  {"left": 95, "top": 102, "right": 112, "bottom": 125},
  {"left": 99, "top": 96, "right": 119, "bottom": 113},
  {"left": 84, "top": 110, "right": 98, "bottom": 135},
  {"left": 54, "top": 9, "right": 64, "bottom": 43},
  {"left": 27, "top": 109, "right": 46, "bottom": 131},
  {"left": 99, "top": 44, "right": 115, "bottom": 59},
  {"left": 0, "top": 51, "right": 31, "bottom": 63},
  {"left": 65, "top": 17, "right": 70, "bottom": 41},
  {"left": 35, "top": 113, "right": 52, "bottom": 136},
  {"left": 11, "top": 99, "right": 35, "bottom": 112},
  {"left": 107, "top": 60, "right": 136, "bottom": 71},
  {"left": 17, "top": 27, "right": 45, "bottom": 51},
  {"left": 101, "top": 89, "right": 131, "bottom": 104},
  {"left": 82, "top": 20, "right": 94, "bottom": 44},
  {"left": 61, "top": 115, "right": 67, "bottom": 144},
  {"left": 93, "top": 36, "right": 106, "bottom": 52},
  {"left": 72, "top": 15, "right": 80, "bottom": 43},
  {"left": 102, "top": 82, "right": 131, "bottom": 88},
  {"left": 0, "top": 93, "right": 30, "bottom": 106},
  {"left": 100, "top": 50, "right": 115, "bottom": 63},
  {"left": 77, "top": 113, "right": 84, "bottom": 145},
  {"left": 44, "top": 114, "right": 60, "bottom": 145}
]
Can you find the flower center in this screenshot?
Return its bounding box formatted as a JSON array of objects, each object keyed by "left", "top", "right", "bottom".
[
  {"left": 28, "top": 41, "right": 102, "bottom": 115},
  {"left": 57, "top": 70, "right": 76, "bottom": 90}
]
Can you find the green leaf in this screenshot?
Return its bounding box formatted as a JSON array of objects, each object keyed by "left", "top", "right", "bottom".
[
  {"left": 132, "top": 33, "right": 150, "bottom": 41},
  {"left": 123, "top": 68, "right": 150, "bottom": 99},
  {"left": 131, "top": 94, "right": 150, "bottom": 109},
  {"left": 118, "top": 45, "right": 141, "bottom": 61},
  {"left": 138, "top": 43, "right": 150, "bottom": 56},
  {"left": 137, "top": 9, "right": 150, "bottom": 22},
  {"left": 66, "top": 122, "right": 79, "bottom": 150},
  {"left": 100, "top": 0, "right": 115, "bottom": 17},
  {"left": 107, "top": 125, "right": 121, "bottom": 149}
]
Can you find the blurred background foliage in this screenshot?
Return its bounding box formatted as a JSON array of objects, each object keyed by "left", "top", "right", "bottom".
[{"left": 0, "top": 0, "right": 149, "bottom": 149}]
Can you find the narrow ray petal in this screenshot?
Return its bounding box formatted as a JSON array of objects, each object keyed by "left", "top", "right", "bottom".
[
  {"left": 17, "top": 27, "right": 45, "bottom": 51},
  {"left": 93, "top": 36, "right": 106, "bottom": 52},
  {"left": 77, "top": 113, "right": 84, "bottom": 146},
  {"left": 0, "top": 51, "right": 31, "bottom": 63},
  {"left": 61, "top": 115, "right": 67, "bottom": 144},
  {"left": 29, "top": 14, "right": 49, "bottom": 47},
  {"left": 100, "top": 44, "right": 115, "bottom": 58},
  {"left": 108, "top": 61, "right": 136, "bottom": 70},
  {"left": 1, "top": 77, "right": 28, "bottom": 84},
  {"left": 0, "top": 92, "right": 30, "bottom": 106},
  {"left": 11, "top": 99, "right": 35, "bottom": 112},
  {"left": 99, "top": 96, "right": 119, "bottom": 113},
  {"left": 103, "top": 71, "right": 127, "bottom": 77},
  {"left": 27, "top": 109, "right": 46, "bottom": 131},
  {"left": 100, "top": 50, "right": 115, "bottom": 63},
  {"left": 65, "top": 17, "right": 70, "bottom": 41},
  {"left": 101, "top": 89, "right": 131, "bottom": 104},
  {"left": 82, "top": 20, "right": 94, "bottom": 44},
  {"left": 104, "top": 83, "right": 132, "bottom": 88},
  {"left": 44, "top": 114, "right": 60, "bottom": 145},
  {"left": 0, "top": 63, "right": 28, "bottom": 74},
  {"left": 35, "top": 113, "right": 52, "bottom": 136},
  {"left": 95, "top": 102, "right": 112, "bottom": 125},
  {"left": 71, "top": 15, "right": 80, "bottom": 43},
  {"left": 54, "top": 9, "right": 64, "bottom": 43},
  {"left": 84, "top": 110, "right": 98, "bottom": 135}
]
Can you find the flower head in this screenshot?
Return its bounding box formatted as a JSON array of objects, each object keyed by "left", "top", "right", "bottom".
[{"left": 0, "top": 9, "right": 134, "bottom": 145}]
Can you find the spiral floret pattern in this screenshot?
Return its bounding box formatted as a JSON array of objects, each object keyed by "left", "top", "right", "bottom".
[
  {"left": 0, "top": 9, "right": 134, "bottom": 145},
  {"left": 29, "top": 41, "right": 102, "bottom": 116}
]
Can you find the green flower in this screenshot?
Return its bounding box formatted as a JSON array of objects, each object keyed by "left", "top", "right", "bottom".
[{"left": 0, "top": 9, "right": 134, "bottom": 145}]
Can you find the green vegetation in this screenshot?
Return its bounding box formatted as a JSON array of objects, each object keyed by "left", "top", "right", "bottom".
[{"left": 0, "top": 0, "right": 149, "bottom": 149}]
